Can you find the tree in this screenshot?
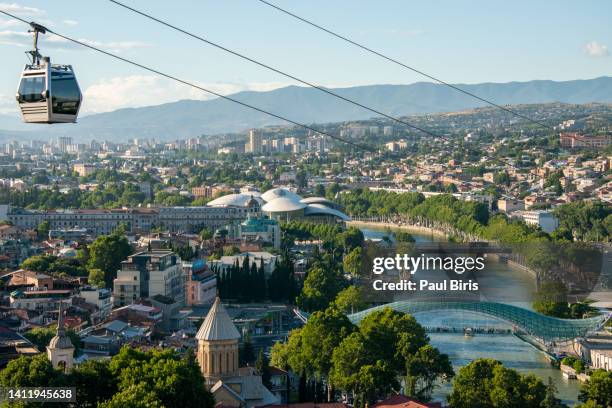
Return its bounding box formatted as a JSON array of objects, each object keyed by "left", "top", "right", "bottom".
[
  {"left": 541, "top": 377, "right": 568, "bottom": 408},
  {"left": 404, "top": 345, "right": 454, "bottom": 401},
  {"left": 108, "top": 347, "right": 214, "bottom": 408},
  {"left": 296, "top": 266, "right": 342, "bottom": 312},
  {"left": 578, "top": 369, "right": 612, "bottom": 408},
  {"left": 69, "top": 359, "right": 117, "bottom": 407},
  {"left": 37, "top": 220, "right": 50, "bottom": 240},
  {"left": 342, "top": 247, "right": 363, "bottom": 278},
  {"left": 330, "top": 332, "right": 397, "bottom": 407},
  {"left": 88, "top": 268, "right": 106, "bottom": 288},
  {"left": 448, "top": 359, "right": 546, "bottom": 408},
  {"left": 23, "top": 326, "right": 80, "bottom": 355},
  {"left": 199, "top": 227, "right": 213, "bottom": 240},
  {"left": 256, "top": 349, "right": 272, "bottom": 389},
  {"left": 332, "top": 286, "right": 367, "bottom": 314},
  {"left": 98, "top": 383, "right": 163, "bottom": 408},
  {"left": 0, "top": 354, "right": 60, "bottom": 388},
  {"left": 240, "top": 334, "right": 256, "bottom": 366},
  {"left": 533, "top": 282, "right": 570, "bottom": 318},
  {"left": 87, "top": 233, "right": 132, "bottom": 287}
]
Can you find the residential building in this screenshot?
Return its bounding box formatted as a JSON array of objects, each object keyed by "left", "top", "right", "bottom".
[
  {"left": 511, "top": 210, "right": 559, "bottom": 233},
  {"left": 112, "top": 250, "right": 185, "bottom": 307}
]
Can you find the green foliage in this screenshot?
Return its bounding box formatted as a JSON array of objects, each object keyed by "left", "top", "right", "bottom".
[
  {"left": 394, "top": 231, "right": 415, "bottom": 243},
  {"left": 578, "top": 369, "right": 612, "bottom": 407},
  {"left": 240, "top": 334, "right": 256, "bottom": 366},
  {"left": 216, "top": 254, "right": 268, "bottom": 302},
  {"left": 21, "top": 255, "right": 88, "bottom": 277},
  {"left": 337, "top": 188, "right": 425, "bottom": 217},
  {"left": 342, "top": 247, "right": 363, "bottom": 278},
  {"left": 36, "top": 220, "right": 50, "bottom": 240},
  {"left": 87, "top": 268, "right": 106, "bottom": 288},
  {"left": 296, "top": 266, "right": 342, "bottom": 312},
  {"left": 541, "top": 377, "right": 568, "bottom": 408},
  {"left": 554, "top": 201, "right": 611, "bottom": 241},
  {"left": 0, "top": 354, "right": 60, "bottom": 388},
  {"left": 256, "top": 349, "right": 272, "bottom": 389},
  {"left": 332, "top": 286, "right": 367, "bottom": 314},
  {"left": 98, "top": 382, "right": 164, "bottom": 408},
  {"left": 23, "top": 326, "right": 80, "bottom": 355},
  {"left": 107, "top": 347, "right": 214, "bottom": 408},
  {"left": 533, "top": 282, "right": 569, "bottom": 318},
  {"left": 87, "top": 233, "right": 132, "bottom": 287},
  {"left": 448, "top": 358, "right": 547, "bottom": 408}
]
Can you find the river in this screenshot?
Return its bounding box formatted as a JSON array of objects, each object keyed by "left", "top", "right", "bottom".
[{"left": 360, "top": 226, "right": 582, "bottom": 405}]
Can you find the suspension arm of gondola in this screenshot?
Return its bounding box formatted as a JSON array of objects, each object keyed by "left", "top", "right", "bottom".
[{"left": 27, "top": 22, "right": 47, "bottom": 65}]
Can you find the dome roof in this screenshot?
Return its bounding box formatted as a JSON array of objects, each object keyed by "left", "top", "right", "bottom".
[
  {"left": 207, "top": 193, "right": 263, "bottom": 207},
  {"left": 301, "top": 196, "right": 335, "bottom": 206},
  {"left": 196, "top": 297, "right": 240, "bottom": 341},
  {"left": 261, "top": 187, "right": 302, "bottom": 203},
  {"left": 304, "top": 204, "right": 350, "bottom": 221},
  {"left": 48, "top": 333, "right": 74, "bottom": 349},
  {"left": 262, "top": 197, "right": 307, "bottom": 213}
]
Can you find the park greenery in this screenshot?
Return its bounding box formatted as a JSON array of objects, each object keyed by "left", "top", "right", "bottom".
[
  {"left": 215, "top": 251, "right": 298, "bottom": 303},
  {"left": 19, "top": 231, "right": 132, "bottom": 289},
  {"left": 271, "top": 303, "right": 453, "bottom": 407},
  {"left": 576, "top": 369, "right": 612, "bottom": 408},
  {"left": 0, "top": 347, "right": 215, "bottom": 408},
  {"left": 338, "top": 189, "right": 611, "bottom": 243},
  {"left": 448, "top": 358, "right": 551, "bottom": 408}
]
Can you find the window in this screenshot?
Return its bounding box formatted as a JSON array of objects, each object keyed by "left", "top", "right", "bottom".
[
  {"left": 51, "top": 73, "right": 80, "bottom": 115},
  {"left": 18, "top": 76, "right": 46, "bottom": 102}
]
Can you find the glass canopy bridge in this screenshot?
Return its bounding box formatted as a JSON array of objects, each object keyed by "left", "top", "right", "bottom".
[{"left": 345, "top": 301, "right": 612, "bottom": 343}]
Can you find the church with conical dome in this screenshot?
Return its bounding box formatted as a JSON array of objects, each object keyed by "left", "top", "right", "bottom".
[{"left": 196, "top": 297, "right": 278, "bottom": 407}]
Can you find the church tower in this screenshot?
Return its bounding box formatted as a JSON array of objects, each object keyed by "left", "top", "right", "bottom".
[
  {"left": 196, "top": 297, "right": 241, "bottom": 386},
  {"left": 46, "top": 302, "right": 74, "bottom": 372}
]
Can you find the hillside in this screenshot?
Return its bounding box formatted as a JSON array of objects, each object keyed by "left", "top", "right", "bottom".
[{"left": 1, "top": 76, "right": 611, "bottom": 142}]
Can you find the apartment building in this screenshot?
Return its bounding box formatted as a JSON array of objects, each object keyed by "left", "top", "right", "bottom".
[{"left": 113, "top": 250, "right": 185, "bottom": 307}]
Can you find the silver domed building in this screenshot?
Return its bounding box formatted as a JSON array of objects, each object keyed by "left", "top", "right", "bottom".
[{"left": 207, "top": 187, "right": 348, "bottom": 224}]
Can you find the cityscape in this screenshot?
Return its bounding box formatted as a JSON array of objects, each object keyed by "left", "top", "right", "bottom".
[{"left": 0, "top": 1, "right": 611, "bottom": 408}]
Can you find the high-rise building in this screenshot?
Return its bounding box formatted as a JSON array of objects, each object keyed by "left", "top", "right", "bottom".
[
  {"left": 58, "top": 137, "right": 72, "bottom": 153},
  {"left": 245, "top": 129, "right": 262, "bottom": 154}
]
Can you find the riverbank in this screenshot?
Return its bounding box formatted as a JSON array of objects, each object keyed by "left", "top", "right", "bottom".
[
  {"left": 347, "top": 220, "right": 449, "bottom": 240},
  {"left": 350, "top": 220, "right": 538, "bottom": 280}
]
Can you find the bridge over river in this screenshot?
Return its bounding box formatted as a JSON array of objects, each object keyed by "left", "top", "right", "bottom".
[{"left": 346, "top": 301, "right": 612, "bottom": 343}]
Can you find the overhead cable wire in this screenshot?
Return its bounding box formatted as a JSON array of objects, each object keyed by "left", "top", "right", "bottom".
[
  {"left": 109, "top": 0, "right": 441, "bottom": 138},
  {"left": 255, "top": 0, "right": 557, "bottom": 132},
  {"left": 0, "top": 9, "right": 375, "bottom": 152}
]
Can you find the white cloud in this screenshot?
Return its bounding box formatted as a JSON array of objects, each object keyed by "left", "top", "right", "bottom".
[
  {"left": 0, "top": 2, "right": 45, "bottom": 16},
  {"left": 62, "top": 19, "right": 78, "bottom": 26},
  {"left": 585, "top": 41, "right": 609, "bottom": 57},
  {"left": 81, "top": 75, "right": 289, "bottom": 114}
]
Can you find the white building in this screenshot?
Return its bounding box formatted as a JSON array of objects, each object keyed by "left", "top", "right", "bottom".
[{"left": 511, "top": 210, "right": 559, "bottom": 233}]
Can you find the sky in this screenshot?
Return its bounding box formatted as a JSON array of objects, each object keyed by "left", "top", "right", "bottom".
[{"left": 0, "top": 0, "right": 610, "bottom": 115}]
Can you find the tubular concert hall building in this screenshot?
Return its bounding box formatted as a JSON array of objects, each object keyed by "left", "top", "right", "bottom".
[{"left": 3, "top": 188, "right": 348, "bottom": 235}]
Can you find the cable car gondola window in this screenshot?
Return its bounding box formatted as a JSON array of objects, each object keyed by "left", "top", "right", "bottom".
[
  {"left": 17, "top": 76, "right": 45, "bottom": 103},
  {"left": 51, "top": 71, "right": 80, "bottom": 115}
]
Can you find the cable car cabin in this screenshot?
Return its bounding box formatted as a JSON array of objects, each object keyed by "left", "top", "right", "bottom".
[{"left": 16, "top": 57, "right": 82, "bottom": 124}]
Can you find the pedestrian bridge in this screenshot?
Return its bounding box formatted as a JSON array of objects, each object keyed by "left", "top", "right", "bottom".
[{"left": 346, "top": 301, "right": 612, "bottom": 342}]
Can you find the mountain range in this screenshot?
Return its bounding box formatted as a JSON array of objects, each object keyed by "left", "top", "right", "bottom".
[{"left": 1, "top": 76, "right": 611, "bottom": 142}]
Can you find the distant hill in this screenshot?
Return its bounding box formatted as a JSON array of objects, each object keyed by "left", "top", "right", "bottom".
[{"left": 1, "top": 76, "right": 611, "bottom": 142}]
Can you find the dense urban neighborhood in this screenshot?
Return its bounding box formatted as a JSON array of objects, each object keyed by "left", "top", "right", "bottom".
[{"left": 0, "top": 101, "right": 610, "bottom": 408}]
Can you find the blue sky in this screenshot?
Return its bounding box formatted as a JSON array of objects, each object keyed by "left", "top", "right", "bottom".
[{"left": 0, "top": 0, "right": 610, "bottom": 114}]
